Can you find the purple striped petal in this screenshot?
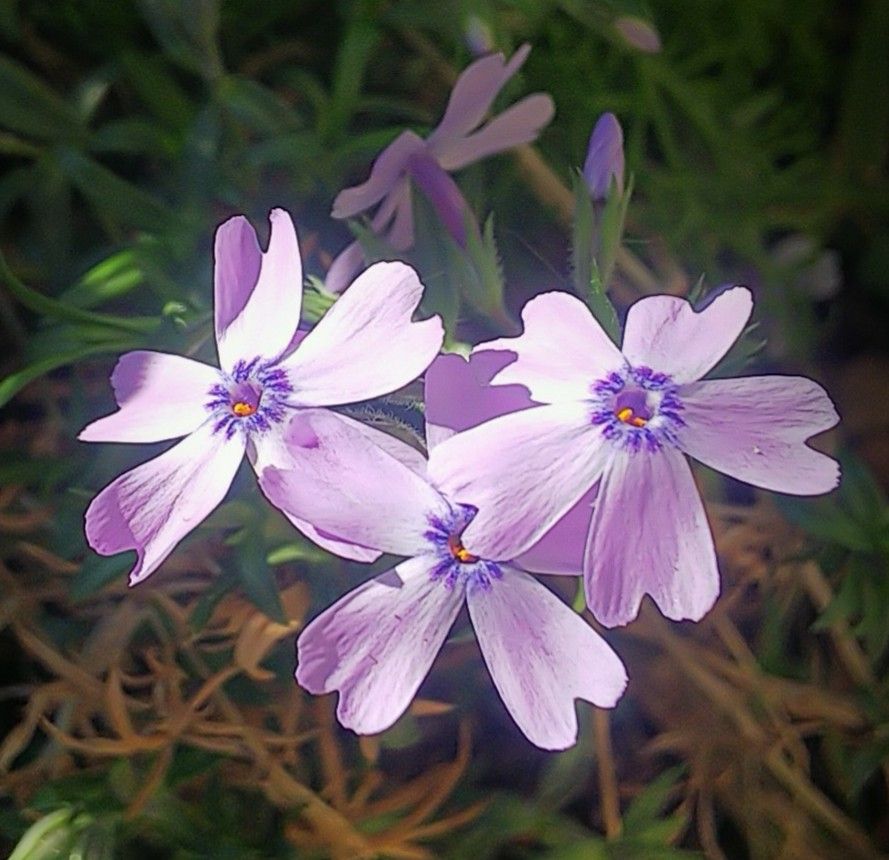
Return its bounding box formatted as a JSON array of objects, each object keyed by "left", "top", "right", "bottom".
[
  {"left": 282, "top": 261, "right": 443, "bottom": 407},
  {"left": 78, "top": 351, "right": 218, "bottom": 444},
  {"left": 259, "top": 410, "right": 449, "bottom": 558},
  {"left": 585, "top": 447, "right": 719, "bottom": 627},
  {"left": 677, "top": 375, "right": 840, "bottom": 494},
  {"left": 428, "top": 402, "right": 609, "bottom": 560},
  {"left": 84, "top": 423, "right": 245, "bottom": 585},
  {"left": 296, "top": 555, "right": 464, "bottom": 735},
  {"left": 478, "top": 291, "right": 625, "bottom": 404},
  {"left": 467, "top": 566, "right": 627, "bottom": 750},
  {"left": 215, "top": 209, "right": 304, "bottom": 371},
  {"left": 621, "top": 287, "right": 753, "bottom": 384}
]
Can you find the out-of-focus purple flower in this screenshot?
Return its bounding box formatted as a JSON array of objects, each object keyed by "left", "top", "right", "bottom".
[
  {"left": 325, "top": 45, "right": 555, "bottom": 293},
  {"left": 613, "top": 16, "right": 662, "bottom": 53},
  {"left": 259, "top": 409, "right": 626, "bottom": 750},
  {"left": 583, "top": 113, "right": 625, "bottom": 200},
  {"left": 427, "top": 289, "right": 840, "bottom": 627},
  {"left": 80, "top": 209, "right": 444, "bottom": 584}
]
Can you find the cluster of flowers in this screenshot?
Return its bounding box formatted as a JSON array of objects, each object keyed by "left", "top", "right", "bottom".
[{"left": 80, "top": 49, "right": 839, "bottom": 751}]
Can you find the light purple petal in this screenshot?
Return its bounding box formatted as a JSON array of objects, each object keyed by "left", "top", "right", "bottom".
[
  {"left": 424, "top": 351, "right": 536, "bottom": 449},
  {"left": 215, "top": 209, "right": 304, "bottom": 371},
  {"left": 331, "top": 131, "right": 426, "bottom": 219},
  {"left": 677, "top": 375, "right": 840, "bottom": 494},
  {"left": 296, "top": 555, "right": 464, "bottom": 735},
  {"left": 583, "top": 112, "right": 625, "bottom": 200},
  {"left": 477, "top": 291, "right": 625, "bottom": 404},
  {"left": 282, "top": 261, "right": 443, "bottom": 407},
  {"left": 621, "top": 287, "right": 754, "bottom": 384},
  {"left": 249, "top": 427, "right": 384, "bottom": 562},
  {"left": 427, "top": 45, "right": 532, "bottom": 150},
  {"left": 324, "top": 240, "right": 365, "bottom": 296},
  {"left": 435, "top": 94, "right": 556, "bottom": 172},
  {"left": 467, "top": 566, "right": 627, "bottom": 750},
  {"left": 585, "top": 447, "right": 719, "bottom": 627},
  {"left": 78, "top": 351, "right": 218, "bottom": 444},
  {"left": 428, "top": 401, "right": 609, "bottom": 560},
  {"left": 84, "top": 423, "right": 245, "bottom": 585},
  {"left": 284, "top": 513, "right": 382, "bottom": 562},
  {"left": 259, "top": 410, "right": 449, "bottom": 557},
  {"left": 516, "top": 488, "right": 595, "bottom": 575},
  {"left": 213, "top": 215, "right": 261, "bottom": 339}
]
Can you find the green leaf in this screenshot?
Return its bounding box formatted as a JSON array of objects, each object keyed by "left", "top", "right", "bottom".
[
  {"left": 0, "top": 341, "right": 133, "bottom": 409},
  {"left": 587, "top": 261, "right": 622, "bottom": 344},
  {"left": 462, "top": 213, "right": 512, "bottom": 328},
  {"left": 70, "top": 554, "right": 132, "bottom": 601},
  {"left": 215, "top": 74, "right": 302, "bottom": 135},
  {"left": 622, "top": 765, "right": 685, "bottom": 834},
  {"left": 139, "top": 0, "right": 223, "bottom": 80},
  {"left": 234, "top": 530, "right": 286, "bottom": 623},
  {"left": 0, "top": 55, "right": 84, "bottom": 142},
  {"left": 571, "top": 170, "right": 596, "bottom": 299},
  {"left": 56, "top": 147, "right": 177, "bottom": 234},
  {"left": 8, "top": 808, "right": 92, "bottom": 860},
  {"left": 597, "top": 171, "right": 633, "bottom": 287},
  {"left": 322, "top": 10, "right": 380, "bottom": 140}
]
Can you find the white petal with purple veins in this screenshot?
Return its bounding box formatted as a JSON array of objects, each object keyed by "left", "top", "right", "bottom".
[
  {"left": 478, "top": 291, "right": 625, "bottom": 404},
  {"left": 584, "top": 447, "right": 719, "bottom": 627},
  {"left": 282, "top": 261, "right": 443, "bottom": 407},
  {"left": 78, "top": 351, "right": 218, "bottom": 444},
  {"left": 296, "top": 555, "right": 464, "bottom": 735},
  {"left": 621, "top": 287, "right": 753, "bottom": 384},
  {"left": 215, "top": 209, "right": 303, "bottom": 370},
  {"left": 468, "top": 566, "right": 627, "bottom": 750},
  {"left": 84, "top": 423, "right": 245, "bottom": 585},
  {"left": 677, "top": 375, "right": 840, "bottom": 494},
  {"left": 429, "top": 401, "right": 609, "bottom": 560},
  {"left": 259, "top": 410, "right": 450, "bottom": 557}
]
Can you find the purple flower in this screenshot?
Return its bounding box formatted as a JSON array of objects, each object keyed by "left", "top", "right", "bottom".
[
  {"left": 427, "top": 289, "right": 840, "bottom": 627},
  {"left": 79, "top": 209, "right": 444, "bottom": 584},
  {"left": 259, "top": 408, "right": 627, "bottom": 750},
  {"left": 583, "top": 113, "right": 625, "bottom": 200},
  {"left": 613, "top": 16, "right": 662, "bottom": 54},
  {"left": 325, "top": 45, "right": 555, "bottom": 293}
]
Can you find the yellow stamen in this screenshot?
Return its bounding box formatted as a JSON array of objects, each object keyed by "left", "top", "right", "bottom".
[
  {"left": 448, "top": 535, "right": 478, "bottom": 564},
  {"left": 616, "top": 406, "right": 647, "bottom": 428},
  {"left": 232, "top": 401, "right": 257, "bottom": 417}
]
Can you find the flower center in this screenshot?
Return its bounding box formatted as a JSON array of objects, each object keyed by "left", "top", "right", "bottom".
[
  {"left": 590, "top": 366, "right": 685, "bottom": 453},
  {"left": 232, "top": 401, "right": 257, "bottom": 417},
  {"left": 448, "top": 534, "right": 478, "bottom": 564},
  {"left": 206, "top": 357, "right": 293, "bottom": 439},
  {"left": 425, "top": 504, "right": 502, "bottom": 592},
  {"left": 614, "top": 388, "right": 653, "bottom": 427}
]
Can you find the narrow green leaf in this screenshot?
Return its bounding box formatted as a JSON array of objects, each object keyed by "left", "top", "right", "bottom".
[
  {"left": 0, "top": 250, "right": 157, "bottom": 333},
  {"left": 56, "top": 148, "right": 176, "bottom": 234},
  {"left": 571, "top": 170, "right": 595, "bottom": 299},
  {"left": 0, "top": 55, "right": 84, "bottom": 142},
  {"left": 0, "top": 341, "right": 133, "bottom": 408},
  {"left": 587, "top": 261, "right": 622, "bottom": 344}
]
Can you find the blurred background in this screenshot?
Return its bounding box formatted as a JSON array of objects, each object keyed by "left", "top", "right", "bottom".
[{"left": 1, "top": 1, "right": 887, "bottom": 857}]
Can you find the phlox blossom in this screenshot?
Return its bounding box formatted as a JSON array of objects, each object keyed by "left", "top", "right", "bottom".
[
  {"left": 259, "top": 385, "right": 627, "bottom": 750},
  {"left": 427, "top": 288, "right": 840, "bottom": 626},
  {"left": 80, "top": 209, "right": 443, "bottom": 584},
  {"left": 325, "top": 44, "right": 554, "bottom": 293}
]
